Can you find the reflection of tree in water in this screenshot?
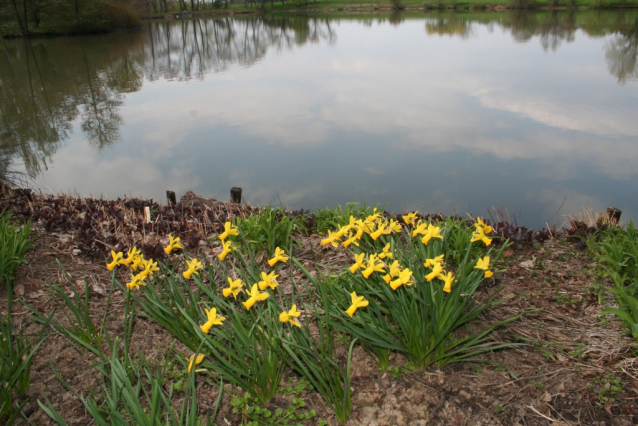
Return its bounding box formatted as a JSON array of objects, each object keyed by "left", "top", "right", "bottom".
[
  {"left": 425, "top": 14, "right": 473, "bottom": 39},
  {"left": 0, "top": 16, "right": 336, "bottom": 180},
  {"left": 143, "top": 17, "right": 336, "bottom": 81},
  {"left": 605, "top": 19, "right": 638, "bottom": 84}
]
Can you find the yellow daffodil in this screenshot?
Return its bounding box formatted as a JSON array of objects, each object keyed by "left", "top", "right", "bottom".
[
  {"left": 342, "top": 232, "right": 360, "bottom": 248},
  {"left": 402, "top": 212, "right": 418, "bottom": 226},
  {"left": 425, "top": 262, "right": 444, "bottom": 282},
  {"left": 390, "top": 268, "right": 415, "bottom": 290},
  {"left": 421, "top": 223, "right": 443, "bottom": 245},
  {"left": 388, "top": 219, "right": 402, "bottom": 233},
  {"left": 106, "top": 250, "right": 124, "bottom": 271},
  {"left": 200, "top": 307, "right": 225, "bottom": 333},
  {"left": 378, "top": 243, "right": 393, "bottom": 260},
  {"left": 475, "top": 256, "right": 494, "bottom": 278},
  {"left": 164, "top": 235, "right": 183, "bottom": 255},
  {"left": 475, "top": 217, "right": 493, "bottom": 234},
  {"left": 470, "top": 226, "right": 492, "bottom": 246},
  {"left": 362, "top": 254, "right": 385, "bottom": 279},
  {"left": 130, "top": 254, "right": 145, "bottom": 271},
  {"left": 257, "top": 271, "right": 279, "bottom": 291},
  {"left": 345, "top": 292, "right": 369, "bottom": 317},
  {"left": 370, "top": 224, "right": 386, "bottom": 240},
  {"left": 223, "top": 277, "right": 244, "bottom": 299},
  {"left": 138, "top": 259, "right": 159, "bottom": 281},
  {"left": 126, "top": 273, "right": 145, "bottom": 291},
  {"left": 349, "top": 253, "right": 366, "bottom": 274},
  {"left": 321, "top": 230, "right": 341, "bottom": 247},
  {"left": 242, "top": 284, "right": 269, "bottom": 310},
  {"left": 440, "top": 272, "right": 455, "bottom": 293},
  {"left": 188, "top": 353, "right": 205, "bottom": 373},
  {"left": 183, "top": 258, "right": 203, "bottom": 279},
  {"left": 365, "top": 209, "right": 381, "bottom": 224},
  {"left": 267, "top": 247, "right": 289, "bottom": 267},
  {"left": 218, "top": 239, "right": 237, "bottom": 261},
  {"left": 411, "top": 221, "right": 428, "bottom": 238},
  {"left": 121, "top": 247, "right": 141, "bottom": 267},
  {"left": 218, "top": 221, "right": 239, "bottom": 241},
  {"left": 383, "top": 260, "right": 402, "bottom": 284},
  {"left": 423, "top": 255, "right": 445, "bottom": 268},
  {"left": 279, "top": 304, "right": 301, "bottom": 327}
]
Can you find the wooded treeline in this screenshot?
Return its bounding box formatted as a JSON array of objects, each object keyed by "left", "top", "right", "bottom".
[{"left": 0, "top": 0, "right": 145, "bottom": 35}]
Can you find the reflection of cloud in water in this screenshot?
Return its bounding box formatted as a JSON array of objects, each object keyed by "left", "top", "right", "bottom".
[
  {"left": 531, "top": 187, "right": 605, "bottom": 227},
  {"left": 30, "top": 141, "right": 200, "bottom": 199}
]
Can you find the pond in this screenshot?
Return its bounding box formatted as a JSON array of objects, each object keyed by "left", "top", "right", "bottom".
[{"left": 1, "top": 10, "right": 637, "bottom": 229}]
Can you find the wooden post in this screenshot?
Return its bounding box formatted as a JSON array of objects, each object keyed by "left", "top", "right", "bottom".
[
  {"left": 604, "top": 207, "right": 621, "bottom": 225},
  {"left": 166, "top": 190, "right": 176, "bottom": 206},
  {"left": 230, "top": 187, "right": 242, "bottom": 204}
]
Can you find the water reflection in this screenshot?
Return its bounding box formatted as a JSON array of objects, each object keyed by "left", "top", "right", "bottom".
[{"left": 0, "top": 12, "right": 637, "bottom": 227}]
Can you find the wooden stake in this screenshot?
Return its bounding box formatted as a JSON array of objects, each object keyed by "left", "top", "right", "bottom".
[{"left": 230, "top": 187, "right": 242, "bottom": 204}]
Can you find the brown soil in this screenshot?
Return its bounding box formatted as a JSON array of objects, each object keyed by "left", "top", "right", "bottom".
[{"left": 2, "top": 196, "right": 638, "bottom": 426}]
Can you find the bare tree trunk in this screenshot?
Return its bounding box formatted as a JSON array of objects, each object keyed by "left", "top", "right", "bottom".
[{"left": 9, "top": 0, "right": 27, "bottom": 36}]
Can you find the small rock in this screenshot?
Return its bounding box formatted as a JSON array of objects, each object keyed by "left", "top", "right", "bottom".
[
  {"left": 91, "top": 282, "right": 106, "bottom": 296},
  {"left": 198, "top": 239, "right": 207, "bottom": 247},
  {"left": 14, "top": 283, "right": 25, "bottom": 296},
  {"left": 541, "top": 391, "right": 552, "bottom": 402},
  {"left": 459, "top": 390, "right": 471, "bottom": 400},
  {"left": 72, "top": 249, "right": 82, "bottom": 256}
]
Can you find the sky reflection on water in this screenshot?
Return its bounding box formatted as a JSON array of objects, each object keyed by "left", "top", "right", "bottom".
[{"left": 2, "top": 12, "right": 638, "bottom": 229}]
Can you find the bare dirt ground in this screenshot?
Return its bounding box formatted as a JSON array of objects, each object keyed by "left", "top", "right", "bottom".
[{"left": 2, "top": 193, "right": 637, "bottom": 426}]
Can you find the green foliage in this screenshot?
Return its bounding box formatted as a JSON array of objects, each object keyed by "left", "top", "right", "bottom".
[
  {"left": 0, "top": 211, "right": 33, "bottom": 288},
  {"left": 301, "top": 218, "right": 527, "bottom": 369},
  {"left": 38, "top": 341, "right": 221, "bottom": 426},
  {"left": 229, "top": 379, "right": 319, "bottom": 426},
  {"left": 134, "top": 251, "right": 289, "bottom": 404},
  {"left": 234, "top": 207, "right": 306, "bottom": 257},
  {"left": 310, "top": 203, "right": 380, "bottom": 235},
  {"left": 588, "top": 221, "right": 638, "bottom": 340},
  {"left": 0, "top": 311, "right": 48, "bottom": 424}
]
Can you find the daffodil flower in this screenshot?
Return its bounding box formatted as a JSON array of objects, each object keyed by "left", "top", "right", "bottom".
[
  {"left": 388, "top": 219, "right": 402, "bottom": 233},
  {"left": 200, "top": 307, "right": 225, "bottom": 333},
  {"left": 188, "top": 353, "right": 205, "bottom": 373},
  {"left": 440, "top": 272, "right": 455, "bottom": 293},
  {"left": 218, "top": 221, "right": 239, "bottom": 241},
  {"left": 370, "top": 225, "right": 386, "bottom": 240},
  {"left": 267, "top": 247, "right": 289, "bottom": 267},
  {"left": 470, "top": 226, "right": 492, "bottom": 246},
  {"left": 425, "top": 262, "right": 444, "bottom": 282},
  {"left": 345, "top": 292, "right": 369, "bottom": 317},
  {"left": 362, "top": 255, "right": 385, "bottom": 279},
  {"left": 378, "top": 243, "right": 393, "bottom": 260},
  {"left": 383, "top": 260, "right": 402, "bottom": 284},
  {"left": 390, "top": 268, "right": 415, "bottom": 290},
  {"left": 475, "top": 256, "right": 494, "bottom": 278},
  {"left": 402, "top": 212, "right": 418, "bottom": 226},
  {"left": 143, "top": 259, "right": 160, "bottom": 276},
  {"left": 183, "top": 258, "right": 203, "bottom": 279},
  {"left": 126, "top": 273, "right": 145, "bottom": 291},
  {"left": 475, "top": 217, "right": 493, "bottom": 234},
  {"left": 223, "top": 277, "right": 244, "bottom": 299},
  {"left": 420, "top": 224, "right": 443, "bottom": 245},
  {"left": 349, "top": 253, "right": 366, "bottom": 274},
  {"left": 218, "top": 239, "right": 237, "bottom": 261},
  {"left": 257, "top": 271, "right": 279, "bottom": 291},
  {"left": 321, "top": 230, "right": 341, "bottom": 247},
  {"left": 164, "top": 235, "right": 183, "bottom": 255},
  {"left": 130, "top": 254, "right": 145, "bottom": 271},
  {"left": 411, "top": 221, "right": 429, "bottom": 238},
  {"left": 106, "top": 250, "right": 124, "bottom": 271},
  {"left": 242, "top": 284, "right": 269, "bottom": 310},
  {"left": 121, "top": 247, "right": 141, "bottom": 266},
  {"left": 365, "top": 209, "right": 380, "bottom": 224},
  {"left": 342, "top": 232, "right": 360, "bottom": 248},
  {"left": 423, "top": 255, "right": 445, "bottom": 268},
  {"left": 279, "top": 304, "right": 301, "bottom": 327}
]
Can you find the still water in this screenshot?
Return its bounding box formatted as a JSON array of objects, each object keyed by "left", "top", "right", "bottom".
[{"left": 1, "top": 11, "right": 637, "bottom": 229}]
